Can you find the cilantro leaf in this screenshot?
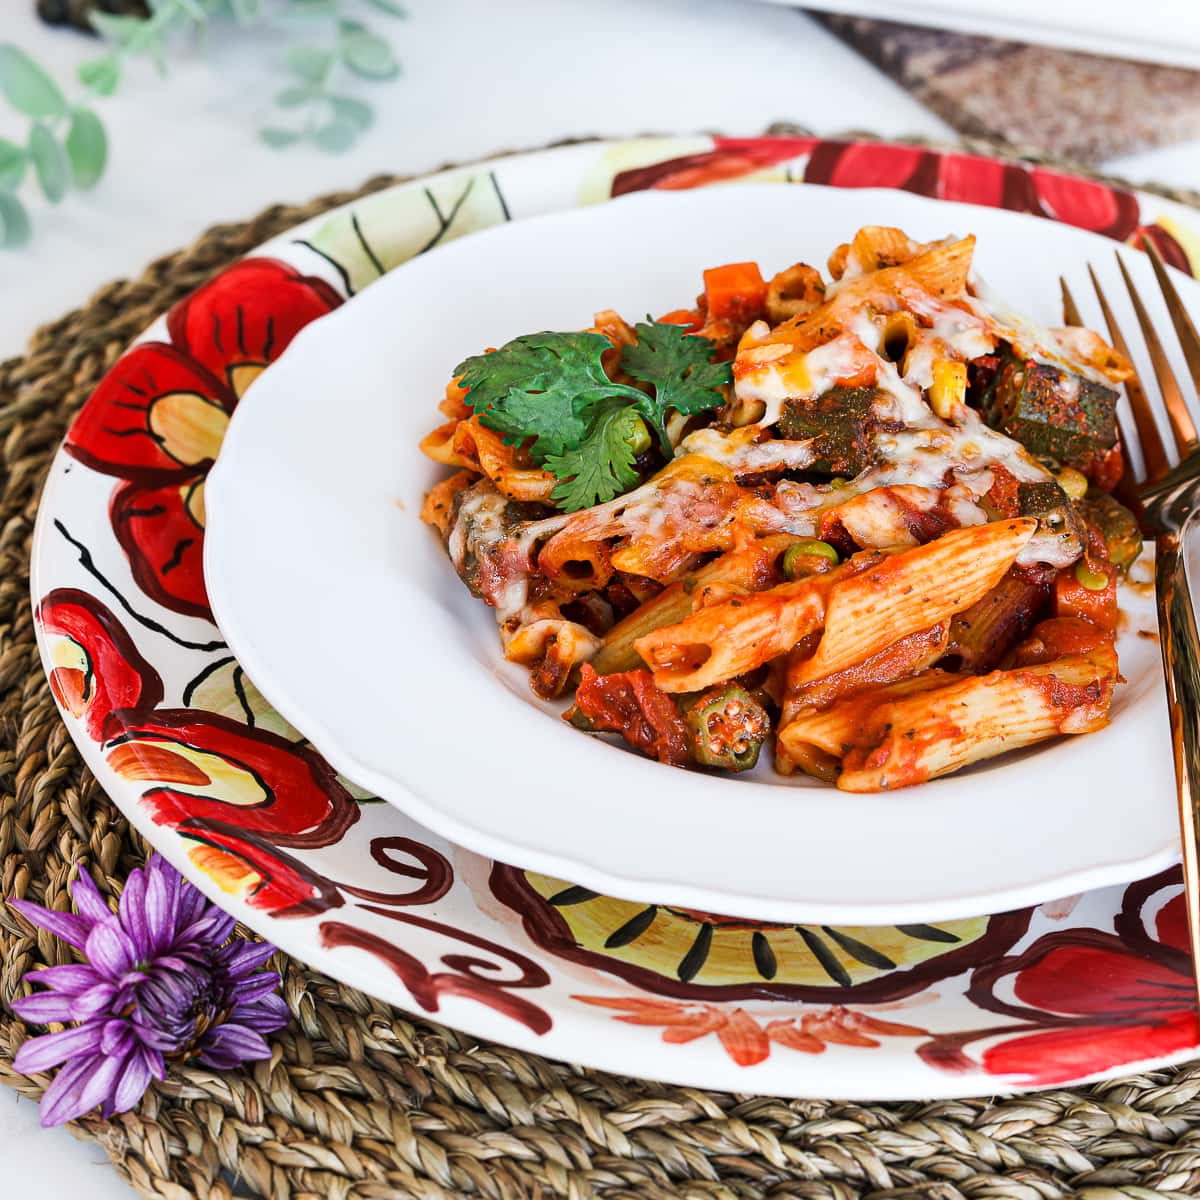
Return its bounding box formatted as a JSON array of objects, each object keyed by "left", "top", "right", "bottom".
[
  {"left": 544, "top": 403, "right": 643, "bottom": 512},
  {"left": 454, "top": 331, "right": 640, "bottom": 461},
  {"left": 452, "top": 321, "right": 731, "bottom": 513},
  {"left": 620, "top": 320, "right": 732, "bottom": 449}
]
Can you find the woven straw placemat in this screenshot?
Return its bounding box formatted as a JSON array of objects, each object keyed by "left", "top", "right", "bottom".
[{"left": 4, "top": 133, "right": 1200, "bottom": 1200}]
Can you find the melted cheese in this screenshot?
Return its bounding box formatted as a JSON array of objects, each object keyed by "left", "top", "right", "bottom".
[
  {"left": 447, "top": 484, "right": 531, "bottom": 620},
  {"left": 967, "top": 280, "right": 1115, "bottom": 386},
  {"left": 676, "top": 427, "right": 817, "bottom": 474},
  {"left": 733, "top": 332, "right": 874, "bottom": 427}
]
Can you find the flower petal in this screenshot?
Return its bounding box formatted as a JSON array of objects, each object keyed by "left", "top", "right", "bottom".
[
  {"left": 116, "top": 867, "right": 148, "bottom": 958},
  {"left": 36, "top": 590, "right": 164, "bottom": 741},
  {"left": 108, "top": 1051, "right": 152, "bottom": 1115},
  {"left": 100, "top": 1020, "right": 134, "bottom": 1057},
  {"left": 65, "top": 1052, "right": 127, "bottom": 1123},
  {"left": 1013, "top": 939, "right": 1187, "bottom": 1018},
  {"left": 983, "top": 1011, "right": 1200, "bottom": 1086},
  {"left": 69, "top": 982, "right": 119, "bottom": 1021},
  {"left": 1157, "top": 894, "right": 1188, "bottom": 957},
  {"left": 165, "top": 257, "right": 343, "bottom": 389},
  {"left": 38, "top": 1054, "right": 105, "bottom": 1127},
  {"left": 69, "top": 871, "right": 114, "bottom": 925},
  {"left": 14, "top": 1022, "right": 104, "bottom": 1074},
  {"left": 139, "top": 1045, "right": 167, "bottom": 1081},
  {"left": 10, "top": 992, "right": 77, "bottom": 1023},
  {"left": 176, "top": 881, "right": 208, "bottom": 929},
  {"left": 111, "top": 478, "right": 211, "bottom": 620},
  {"left": 235, "top": 993, "right": 290, "bottom": 1034},
  {"left": 185, "top": 909, "right": 236, "bottom": 946},
  {"left": 9, "top": 900, "right": 92, "bottom": 950},
  {"left": 65, "top": 342, "right": 232, "bottom": 483},
  {"left": 223, "top": 941, "right": 278, "bottom": 977},
  {"left": 23, "top": 963, "right": 102, "bottom": 994},
  {"left": 198, "top": 1022, "right": 271, "bottom": 1068},
  {"left": 229, "top": 971, "right": 281, "bottom": 1005},
  {"left": 85, "top": 922, "right": 137, "bottom": 979}
]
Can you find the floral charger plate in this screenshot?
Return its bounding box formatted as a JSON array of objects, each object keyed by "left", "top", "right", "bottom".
[{"left": 29, "top": 135, "right": 1200, "bottom": 1100}]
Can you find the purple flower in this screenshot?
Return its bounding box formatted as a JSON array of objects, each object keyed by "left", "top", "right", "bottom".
[{"left": 9, "top": 854, "right": 288, "bottom": 1126}]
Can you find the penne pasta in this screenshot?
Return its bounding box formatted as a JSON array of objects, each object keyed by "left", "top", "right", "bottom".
[
  {"left": 502, "top": 603, "right": 602, "bottom": 700},
  {"left": 592, "top": 535, "right": 792, "bottom": 675},
  {"left": 784, "top": 619, "right": 951, "bottom": 713},
  {"left": 778, "top": 671, "right": 954, "bottom": 765},
  {"left": 454, "top": 416, "right": 558, "bottom": 504},
  {"left": 419, "top": 469, "right": 476, "bottom": 536},
  {"left": 419, "top": 418, "right": 473, "bottom": 468},
  {"left": 635, "top": 552, "right": 884, "bottom": 693},
  {"left": 792, "top": 518, "right": 1037, "bottom": 686},
  {"left": 836, "top": 647, "right": 1118, "bottom": 792}
]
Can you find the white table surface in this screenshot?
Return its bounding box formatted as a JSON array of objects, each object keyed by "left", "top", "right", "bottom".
[{"left": 2, "top": 1, "right": 1196, "bottom": 1192}]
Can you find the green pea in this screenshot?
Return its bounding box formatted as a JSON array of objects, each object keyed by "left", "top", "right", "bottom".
[
  {"left": 1074, "top": 560, "right": 1109, "bottom": 591},
  {"left": 783, "top": 540, "right": 840, "bottom": 579},
  {"left": 625, "top": 417, "right": 652, "bottom": 456}
]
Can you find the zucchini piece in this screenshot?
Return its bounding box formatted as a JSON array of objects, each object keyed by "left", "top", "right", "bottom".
[
  {"left": 980, "top": 352, "right": 1118, "bottom": 475},
  {"left": 1077, "top": 490, "right": 1144, "bottom": 573},
  {"left": 776, "top": 386, "right": 892, "bottom": 475}
]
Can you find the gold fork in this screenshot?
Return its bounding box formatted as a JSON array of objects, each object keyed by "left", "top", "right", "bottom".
[{"left": 1062, "top": 246, "right": 1200, "bottom": 1008}]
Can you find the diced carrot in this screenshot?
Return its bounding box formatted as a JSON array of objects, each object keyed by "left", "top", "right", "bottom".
[
  {"left": 1054, "top": 561, "right": 1118, "bottom": 632},
  {"left": 657, "top": 307, "right": 704, "bottom": 332},
  {"left": 702, "top": 262, "right": 767, "bottom": 323}
]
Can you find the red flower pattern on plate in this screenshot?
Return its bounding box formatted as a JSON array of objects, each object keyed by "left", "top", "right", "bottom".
[
  {"left": 39, "top": 588, "right": 358, "bottom": 916},
  {"left": 65, "top": 258, "right": 343, "bottom": 619},
  {"left": 920, "top": 870, "right": 1198, "bottom": 1086},
  {"left": 575, "top": 995, "right": 925, "bottom": 1067},
  {"left": 609, "top": 137, "right": 1193, "bottom": 275}
]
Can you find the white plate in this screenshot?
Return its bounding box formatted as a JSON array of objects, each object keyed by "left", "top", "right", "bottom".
[{"left": 205, "top": 181, "right": 1180, "bottom": 925}]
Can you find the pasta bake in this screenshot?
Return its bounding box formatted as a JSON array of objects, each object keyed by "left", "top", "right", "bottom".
[{"left": 420, "top": 227, "right": 1141, "bottom": 792}]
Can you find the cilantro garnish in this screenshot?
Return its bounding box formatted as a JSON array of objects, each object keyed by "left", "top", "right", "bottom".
[
  {"left": 454, "top": 331, "right": 618, "bottom": 461},
  {"left": 622, "top": 320, "right": 735, "bottom": 441},
  {"left": 453, "top": 320, "right": 731, "bottom": 512},
  {"left": 545, "top": 403, "right": 643, "bottom": 512}
]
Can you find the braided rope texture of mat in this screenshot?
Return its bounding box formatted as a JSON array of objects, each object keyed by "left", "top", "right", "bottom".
[{"left": 4, "top": 137, "right": 1200, "bottom": 1199}]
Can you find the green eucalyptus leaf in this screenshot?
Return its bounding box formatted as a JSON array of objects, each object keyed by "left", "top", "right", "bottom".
[
  {"left": 260, "top": 127, "right": 301, "bottom": 148},
  {"left": 364, "top": 0, "right": 408, "bottom": 15},
  {"left": 29, "top": 123, "right": 68, "bottom": 204},
  {"left": 231, "top": 0, "right": 264, "bottom": 21},
  {"left": 0, "top": 45, "right": 67, "bottom": 119},
  {"left": 0, "top": 139, "right": 26, "bottom": 191},
  {"left": 79, "top": 56, "right": 121, "bottom": 96},
  {"left": 88, "top": 13, "right": 147, "bottom": 43},
  {"left": 0, "top": 190, "right": 31, "bottom": 248},
  {"left": 286, "top": 45, "right": 334, "bottom": 83},
  {"left": 311, "top": 118, "right": 358, "bottom": 153},
  {"left": 275, "top": 84, "right": 314, "bottom": 107},
  {"left": 173, "top": 0, "right": 209, "bottom": 22},
  {"left": 341, "top": 32, "right": 399, "bottom": 80},
  {"left": 65, "top": 108, "right": 107, "bottom": 190},
  {"left": 328, "top": 95, "right": 373, "bottom": 130}
]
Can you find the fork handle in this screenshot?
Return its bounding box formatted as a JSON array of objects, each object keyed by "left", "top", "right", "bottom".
[{"left": 1156, "top": 531, "right": 1200, "bottom": 986}]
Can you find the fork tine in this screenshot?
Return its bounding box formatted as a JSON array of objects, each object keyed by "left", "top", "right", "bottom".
[
  {"left": 1115, "top": 251, "right": 1199, "bottom": 457},
  {"left": 1089, "top": 263, "right": 1171, "bottom": 483},
  {"left": 1062, "top": 273, "right": 1140, "bottom": 494},
  {"left": 1145, "top": 239, "right": 1200, "bottom": 400},
  {"left": 1060, "top": 276, "right": 1083, "bottom": 327}
]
